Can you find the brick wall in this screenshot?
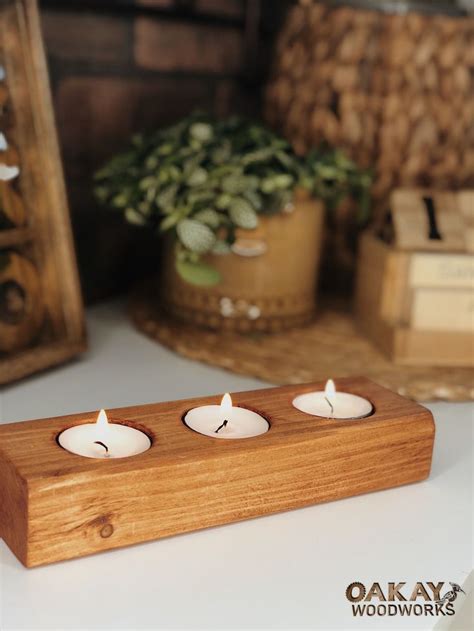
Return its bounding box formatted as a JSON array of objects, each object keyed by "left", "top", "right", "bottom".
[{"left": 40, "top": 0, "right": 286, "bottom": 302}]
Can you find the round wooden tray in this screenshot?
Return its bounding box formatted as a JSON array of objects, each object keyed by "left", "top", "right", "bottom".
[{"left": 130, "top": 289, "right": 474, "bottom": 402}]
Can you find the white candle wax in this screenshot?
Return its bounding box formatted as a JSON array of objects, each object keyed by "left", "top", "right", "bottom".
[
  {"left": 292, "top": 379, "right": 373, "bottom": 420},
  {"left": 58, "top": 409, "right": 151, "bottom": 459},
  {"left": 184, "top": 393, "right": 269, "bottom": 439}
]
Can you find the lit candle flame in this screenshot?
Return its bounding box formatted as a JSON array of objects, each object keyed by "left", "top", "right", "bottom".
[
  {"left": 96, "top": 408, "right": 109, "bottom": 429},
  {"left": 325, "top": 379, "right": 336, "bottom": 400},
  {"left": 324, "top": 379, "right": 336, "bottom": 416},
  {"left": 214, "top": 393, "right": 233, "bottom": 434},
  {"left": 220, "top": 393, "right": 232, "bottom": 417},
  {"left": 94, "top": 410, "right": 110, "bottom": 456}
]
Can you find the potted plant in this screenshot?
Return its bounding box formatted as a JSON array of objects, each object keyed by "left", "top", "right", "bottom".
[{"left": 95, "top": 114, "right": 370, "bottom": 332}]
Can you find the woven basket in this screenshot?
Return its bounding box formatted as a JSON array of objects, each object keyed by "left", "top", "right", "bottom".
[
  {"left": 161, "top": 190, "right": 324, "bottom": 333},
  {"left": 265, "top": 0, "right": 473, "bottom": 211}
]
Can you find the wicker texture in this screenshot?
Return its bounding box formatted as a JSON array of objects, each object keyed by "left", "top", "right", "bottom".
[
  {"left": 130, "top": 289, "right": 474, "bottom": 402},
  {"left": 265, "top": 1, "right": 474, "bottom": 209}
]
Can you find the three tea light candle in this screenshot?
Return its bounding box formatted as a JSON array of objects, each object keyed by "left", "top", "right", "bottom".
[{"left": 57, "top": 379, "right": 373, "bottom": 458}]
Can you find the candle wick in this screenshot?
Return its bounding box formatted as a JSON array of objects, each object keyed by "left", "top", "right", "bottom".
[
  {"left": 94, "top": 440, "right": 109, "bottom": 454},
  {"left": 215, "top": 419, "right": 229, "bottom": 434},
  {"left": 324, "top": 397, "right": 334, "bottom": 415}
]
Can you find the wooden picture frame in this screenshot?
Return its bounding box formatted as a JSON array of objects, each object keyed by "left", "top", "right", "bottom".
[{"left": 0, "top": 0, "right": 86, "bottom": 384}]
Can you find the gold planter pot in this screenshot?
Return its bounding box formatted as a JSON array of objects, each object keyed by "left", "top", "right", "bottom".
[{"left": 161, "top": 191, "right": 325, "bottom": 333}]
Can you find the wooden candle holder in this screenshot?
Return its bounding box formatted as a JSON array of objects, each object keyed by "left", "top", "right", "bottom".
[{"left": 0, "top": 378, "right": 435, "bottom": 568}]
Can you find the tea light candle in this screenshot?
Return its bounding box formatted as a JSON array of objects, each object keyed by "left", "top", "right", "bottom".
[
  {"left": 184, "top": 393, "right": 269, "bottom": 439},
  {"left": 292, "top": 379, "right": 373, "bottom": 420},
  {"left": 58, "top": 409, "right": 151, "bottom": 459}
]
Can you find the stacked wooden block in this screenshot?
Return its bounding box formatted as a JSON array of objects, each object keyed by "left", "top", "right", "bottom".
[{"left": 355, "top": 189, "right": 474, "bottom": 366}]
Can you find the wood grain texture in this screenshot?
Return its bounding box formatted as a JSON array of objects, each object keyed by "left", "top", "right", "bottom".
[
  {"left": 0, "top": 340, "right": 85, "bottom": 384},
  {"left": 0, "top": 378, "right": 435, "bottom": 567},
  {"left": 0, "top": 0, "right": 86, "bottom": 382},
  {"left": 0, "top": 181, "right": 27, "bottom": 226},
  {"left": 355, "top": 232, "right": 474, "bottom": 367},
  {"left": 0, "top": 226, "right": 33, "bottom": 247},
  {"left": 0, "top": 251, "right": 44, "bottom": 352},
  {"left": 0, "top": 448, "right": 28, "bottom": 564}
]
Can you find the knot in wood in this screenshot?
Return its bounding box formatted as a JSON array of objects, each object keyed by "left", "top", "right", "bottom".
[{"left": 100, "top": 523, "right": 114, "bottom": 539}]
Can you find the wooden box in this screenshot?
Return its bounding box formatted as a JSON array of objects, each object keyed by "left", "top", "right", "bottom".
[
  {"left": 355, "top": 190, "right": 474, "bottom": 367},
  {"left": 0, "top": 378, "right": 435, "bottom": 568}
]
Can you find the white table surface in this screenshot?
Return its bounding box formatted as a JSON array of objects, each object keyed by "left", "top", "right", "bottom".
[{"left": 0, "top": 302, "right": 473, "bottom": 630}]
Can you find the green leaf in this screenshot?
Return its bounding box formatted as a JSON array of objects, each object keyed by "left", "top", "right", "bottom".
[
  {"left": 243, "top": 189, "right": 263, "bottom": 210},
  {"left": 125, "top": 208, "right": 146, "bottom": 226},
  {"left": 272, "top": 174, "right": 294, "bottom": 189},
  {"left": 138, "top": 201, "right": 151, "bottom": 215},
  {"left": 187, "top": 168, "right": 208, "bottom": 187},
  {"left": 146, "top": 186, "right": 157, "bottom": 203},
  {"left": 94, "top": 150, "right": 137, "bottom": 179},
  {"left": 221, "top": 174, "right": 248, "bottom": 195},
  {"left": 158, "top": 142, "right": 174, "bottom": 156},
  {"left": 176, "top": 259, "right": 221, "bottom": 286},
  {"left": 94, "top": 114, "right": 373, "bottom": 240},
  {"left": 183, "top": 152, "right": 205, "bottom": 176},
  {"left": 229, "top": 197, "right": 258, "bottom": 229},
  {"left": 244, "top": 175, "right": 260, "bottom": 190},
  {"left": 187, "top": 189, "right": 215, "bottom": 205},
  {"left": 94, "top": 186, "right": 109, "bottom": 203},
  {"left": 139, "top": 176, "right": 158, "bottom": 191},
  {"left": 216, "top": 193, "right": 232, "bottom": 209},
  {"left": 177, "top": 218, "right": 216, "bottom": 253},
  {"left": 112, "top": 193, "right": 129, "bottom": 209},
  {"left": 189, "top": 122, "right": 213, "bottom": 143},
  {"left": 260, "top": 178, "right": 276, "bottom": 194},
  {"left": 275, "top": 150, "right": 295, "bottom": 169},
  {"left": 211, "top": 141, "right": 231, "bottom": 164},
  {"left": 241, "top": 147, "right": 276, "bottom": 165},
  {"left": 316, "top": 165, "right": 340, "bottom": 180},
  {"left": 193, "top": 208, "right": 221, "bottom": 228},
  {"left": 159, "top": 213, "right": 180, "bottom": 231},
  {"left": 156, "top": 183, "right": 179, "bottom": 210},
  {"left": 145, "top": 156, "right": 159, "bottom": 170}
]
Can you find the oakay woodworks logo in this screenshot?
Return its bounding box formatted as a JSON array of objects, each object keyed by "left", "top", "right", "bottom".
[{"left": 346, "top": 582, "right": 465, "bottom": 617}]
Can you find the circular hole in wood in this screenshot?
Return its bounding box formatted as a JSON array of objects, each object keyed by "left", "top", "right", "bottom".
[
  {"left": 0, "top": 280, "right": 26, "bottom": 324},
  {"left": 181, "top": 404, "right": 270, "bottom": 440}
]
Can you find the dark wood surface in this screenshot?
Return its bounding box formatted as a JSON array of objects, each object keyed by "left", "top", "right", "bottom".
[{"left": 38, "top": 0, "right": 287, "bottom": 302}]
